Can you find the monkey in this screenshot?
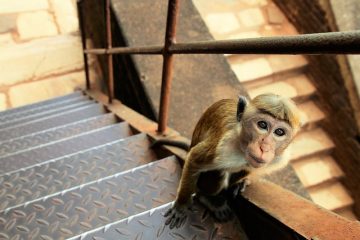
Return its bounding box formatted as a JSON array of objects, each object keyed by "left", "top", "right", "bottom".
[{"left": 163, "top": 93, "right": 302, "bottom": 229}]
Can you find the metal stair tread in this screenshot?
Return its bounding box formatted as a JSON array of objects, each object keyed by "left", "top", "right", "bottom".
[
  {"left": 287, "top": 128, "right": 335, "bottom": 162},
  {"left": 248, "top": 74, "right": 315, "bottom": 103},
  {"left": 292, "top": 155, "right": 344, "bottom": 188},
  {"left": 0, "top": 104, "right": 107, "bottom": 143},
  {"left": 0, "top": 91, "right": 84, "bottom": 121},
  {"left": 73, "top": 202, "right": 247, "bottom": 240},
  {"left": 0, "top": 102, "right": 100, "bottom": 133},
  {"left": 0, "top": 133, "right": 158, "bottom": 211},
  {"left": 309, "top": 181, "right": 355, "bottom": 211},
  {"left": 0, "top": 113, "right": 117, "bottom": 157},
  {"left": 0, "top": 156, "right": 180, "bottom": 239},
  {"left": 0, "top": 98, "right": 95, "bottom": 130},
  {"left": 0, "top": 122, "right": 132, "bottom": 175}
]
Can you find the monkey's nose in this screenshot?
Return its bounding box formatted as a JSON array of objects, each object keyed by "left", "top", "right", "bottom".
[{"left": 260, "top": 144, "right": 271, "bottom": 152}]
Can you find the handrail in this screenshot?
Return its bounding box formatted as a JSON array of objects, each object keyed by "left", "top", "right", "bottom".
[{"left": 84, "top": 31, "right": 360, "bottom": 55}]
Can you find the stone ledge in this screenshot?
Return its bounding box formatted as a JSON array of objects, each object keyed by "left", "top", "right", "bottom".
[
  {"left": 8, "top": 69, "right": 98, "bottom": 107},
  {"left": 237, "top": 8, "right": 265, "bottom": 28},
  {"left": 0, "top": 94, "right": 6, "bottom": 111},
  {"left": 288, "top": 128, "right": 335, "bottom": 162},
  {"left": 0, "top": 0, "right": 49, "bottom": 14},
  {"left": 292, "top": 155, "right": 344, "bottom": 188},
  {"left": 50, "top": 0, "right": 79, "bottom": 34},
  {"left": 231, "top": 58, "right": 273, "bottom": 82},
  {"left": 0, "top": 33, "right": 14, "bottom": 46},
  {"left": 309, "top": 182, "right": 354, "bottom": 211},
  {"left": 0, "top": 14, "right": 16, "bottom": 33},
  {"left": 0, "top": 35, "right": 83, "bottom": 86},
  {"left": 17, "top": 11, "right": 58, "bottom": 40}
]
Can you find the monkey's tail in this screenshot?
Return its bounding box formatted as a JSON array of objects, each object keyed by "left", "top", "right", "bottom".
[{"left": 151, "top": 139, "right": 190, "bottom": 151}]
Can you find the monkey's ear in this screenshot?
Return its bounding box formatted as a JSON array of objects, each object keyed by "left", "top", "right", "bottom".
[{"left": 237, "top": 95, "right": 248, "bottom": 121}]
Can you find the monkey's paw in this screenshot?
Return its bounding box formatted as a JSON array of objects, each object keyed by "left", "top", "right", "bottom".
[
  {"left": 232, "top": 178, "right": 251, "bottom": 198},
  {"left": 196, "top": 195, "right": 233, "bottom": 223},
  {"left": 212, "top": 203, "right": 234, "bottom": 222},
  {"left": 164, "top": 204, "right": 190, "bottom": 229}
]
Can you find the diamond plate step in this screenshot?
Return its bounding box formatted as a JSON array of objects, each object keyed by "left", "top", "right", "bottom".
[
  {"left": 0, "top": 98, "right": 95, "bottom": 130},
  {"left": 0, "top": 104, "right": 107, "bottom": 143},
  {"left": 0, "top": 133, "right": 157, "bottom": 211},
  {"left": 0, "top": 91, "right": 84, "bottom": 122},
  {"left": 0, "top": 156, "right": 180, "bottom": 239},
  {"left": 0, "top": 123, "right": 132, "bottom": 175},
  {"left": 72, "top": 202, "right": 247, "bottom": 240},
  {"left": 0, "top": 113, "right": 117, "bottom": 157}
]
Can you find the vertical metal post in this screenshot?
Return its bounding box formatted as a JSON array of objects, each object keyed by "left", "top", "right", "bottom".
[
  {"left": 77, "top": 0, "right": 90, "bottom": 90},
  {"left": 106, "top": 0, "right": 114, "bottom": 104},
  {"left": 157, "top": 0, "right": 180, "bottom": 134}
]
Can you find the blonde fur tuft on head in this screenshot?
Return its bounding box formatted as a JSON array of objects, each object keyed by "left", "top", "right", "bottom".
[{"left": 245, "top": 93, "right": 302, "bottom": 130}]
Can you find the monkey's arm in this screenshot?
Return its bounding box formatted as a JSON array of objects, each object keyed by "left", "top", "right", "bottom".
[
  {"left": 174, "top": 159, "right": 199, "bottom": 205},
  {"left": 165, "top": 141, "right": 214, "bottom": 228}
]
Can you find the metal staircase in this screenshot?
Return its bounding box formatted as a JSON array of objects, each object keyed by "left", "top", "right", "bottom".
[
  {"left": 1, "top": 90, "right": 359, "bottom": 239},
  {"left": 0, "top": 91, "right": 246, "bottom": 239}
]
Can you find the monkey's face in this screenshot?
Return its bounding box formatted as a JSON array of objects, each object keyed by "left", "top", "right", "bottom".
[{"left": 241, "top": 113, "right": 294, "bottom": 168}]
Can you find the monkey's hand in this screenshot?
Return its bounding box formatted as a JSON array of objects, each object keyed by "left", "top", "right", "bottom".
[
  {"left": 164, "top": 203, "right": 192, "bottom": 229},
  {"left": 231, "top": 178, "right": 251, "bottom": 198}
]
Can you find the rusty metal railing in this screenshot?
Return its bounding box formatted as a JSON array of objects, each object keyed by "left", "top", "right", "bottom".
[{"left": 77, "top": 0, "right": 360, "bottom": 134}]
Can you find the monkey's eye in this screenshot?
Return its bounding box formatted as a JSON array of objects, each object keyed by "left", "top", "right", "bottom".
[
  {"left": 274, "top": 128, "right": 285, "bottom": 136},
  {"left": 257, "top": 121, "right": 268, "bottom": 130}
]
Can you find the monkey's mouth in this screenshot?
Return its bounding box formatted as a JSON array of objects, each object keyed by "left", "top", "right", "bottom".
[{"left": 249, "top": 154, "right": 266, "bottom": 166}]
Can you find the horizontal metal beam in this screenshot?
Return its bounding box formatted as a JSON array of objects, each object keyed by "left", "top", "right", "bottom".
[
  {"left": 171, "top": 31, "right": 360, "bottom": 54},
  {"left": 84, "top": 31, "right": 360, "bottom": 55},
  {"left": 84, "top": 46, "right": 163, "bottom": 55}
]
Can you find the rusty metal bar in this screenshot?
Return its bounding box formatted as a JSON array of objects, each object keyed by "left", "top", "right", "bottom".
[
  {"left": 84, "top": 31, "right": 360, "bottom": 55},
  {"left": 84, "top": 45, "right": 163, "bottom": 55},
  {"left": 105, "top": 0, "right": 114, "bottom": 104},
  {"left": 170, "top": 31, "right": 360, "bottom": 54},
  {"left": 76, "top": 0, "right": 90, "bottom": 89},
  {"left": 157, "top": 0, "right": 180, "bottom": 134}
]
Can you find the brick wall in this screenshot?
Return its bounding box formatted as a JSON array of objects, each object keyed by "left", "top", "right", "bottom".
[
  {"left": 0, "top": 0, "right": 100, "bottom": 110},
  {"left": 274, "top": 0, "right": 360, "bottom": 217}
]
